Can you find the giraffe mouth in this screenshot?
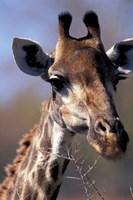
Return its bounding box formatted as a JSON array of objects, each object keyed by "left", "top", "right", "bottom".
[{"left": 73, "top": 124, "right": 89, "bottom": 134}]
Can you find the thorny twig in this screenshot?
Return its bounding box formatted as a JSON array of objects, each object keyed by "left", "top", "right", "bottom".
[
  {"left": 129, "top": 185, "right": 133, "bottom": 198},
  {"left": 14, "top": 185, "right": 31, "bottom": 200},
  {"left": 54, "top": 143, "right": 105, "bottom": 200},
  {"left": 71, "top": 154, "right": 104, "bottom": 200}
]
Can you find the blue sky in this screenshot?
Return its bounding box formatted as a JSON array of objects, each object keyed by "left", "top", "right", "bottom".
[{"left": 0, "top": 0, "right": 133, "bottom": 103}]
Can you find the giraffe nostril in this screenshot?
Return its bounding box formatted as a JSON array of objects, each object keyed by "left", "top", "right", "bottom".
[
  {"left": 98, "top": 122, "right": 106, "bottom": 132},
  {"left": 94, "top": 119, "right": 109, "bottom": 135}
]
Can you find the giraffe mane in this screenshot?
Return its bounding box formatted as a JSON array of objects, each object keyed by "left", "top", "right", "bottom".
[
  {"left": 0, "top": 102, "right": 48, "bottom": 198},
  {"left": 0, "top": 126, "right": 37, "bottom": 197}
]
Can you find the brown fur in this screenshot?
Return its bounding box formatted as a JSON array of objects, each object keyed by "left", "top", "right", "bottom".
[
  {"left": 0, "top": 127, "right": 36, "bottom": 198},
  {"left": 0, "top": 102, "right": 48, "bottom": 199},
  {"left": 0, "top": 12, "right": 130, "bottom": 199}
]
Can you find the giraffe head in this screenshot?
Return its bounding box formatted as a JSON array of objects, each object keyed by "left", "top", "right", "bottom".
[{"left": 12, "top": 11, "right": 133, "bottom": 159}]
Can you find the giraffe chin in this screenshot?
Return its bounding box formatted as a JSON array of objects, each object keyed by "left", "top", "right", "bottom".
[{"left": 87, "top": 130, "right": 129, "bottom": 159}]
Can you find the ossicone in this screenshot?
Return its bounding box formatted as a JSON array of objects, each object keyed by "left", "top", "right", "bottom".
[
  {"left": 58, "top": 11, "right": 101, "bottom": 43},
  {"left": 58, "top": 12, "right": 72, "bottom": 39},
  {"left": 83, "top": 11, "right": 100, "bottom": 38}
]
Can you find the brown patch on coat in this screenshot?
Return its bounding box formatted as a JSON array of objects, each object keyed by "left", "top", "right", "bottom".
[
  {"left": 0, "top": 102, "right": 48, "bottom": 199},
  {"left": 0, "top": 127, "right": 36, "bottom": 199}
]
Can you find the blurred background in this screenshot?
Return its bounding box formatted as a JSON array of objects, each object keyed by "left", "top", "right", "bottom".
[{"left": 0, "top": 0, "right": 133, "bottom": 199}]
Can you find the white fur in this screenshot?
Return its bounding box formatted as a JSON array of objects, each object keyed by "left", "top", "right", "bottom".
[
  {"left": 51, "top": 122, "right": 73, "bottom": 158},
  {"left": 107, "top": 38, "right": 133, "bottom": 74},
  {"left": 119, "top": 48, "right": 133, "bottom": 74},
  {"left": 12, "top": 38, "right": 50, "bottom": 76}
]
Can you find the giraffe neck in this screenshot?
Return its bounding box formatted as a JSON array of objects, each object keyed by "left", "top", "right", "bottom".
[{"left": 9, "top": 102, "right": 74, "bottom": 200}]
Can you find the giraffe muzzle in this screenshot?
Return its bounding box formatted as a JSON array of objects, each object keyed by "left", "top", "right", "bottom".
[{"left": 88, "top": 117, "right": 129, "bottom": 159}]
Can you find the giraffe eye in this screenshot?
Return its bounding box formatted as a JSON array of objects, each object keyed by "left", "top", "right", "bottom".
[{"left": 49, "top": 75, "right": 65, "bottom": 91}]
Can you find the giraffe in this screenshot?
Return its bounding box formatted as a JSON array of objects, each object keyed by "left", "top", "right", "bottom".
[{"left": 0, "top": 11, "right": 133, "bottom": 200}]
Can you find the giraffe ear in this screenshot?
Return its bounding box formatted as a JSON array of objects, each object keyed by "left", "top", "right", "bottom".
[
  {"left": 107, "top": 38, "right": 133, "bottom": 74},
  {"left": 12, "top": 38, "right": 52, "bottom": 79}
]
